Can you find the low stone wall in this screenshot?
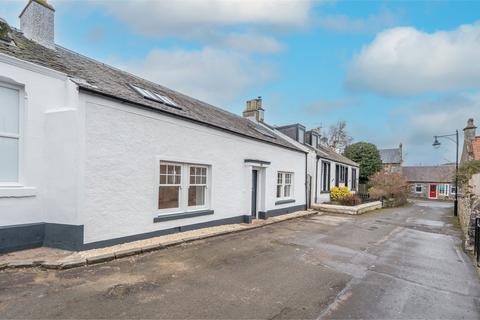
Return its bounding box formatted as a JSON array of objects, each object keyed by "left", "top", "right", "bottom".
[
  {"left": 459, "top": 193, "right": 480, "bottom": 250},
  {"left": 458, "top": 173, "right": 480, "bottom": 250},
  {"left": 312, "top": 201, "right": 382, "bottom": 215}
]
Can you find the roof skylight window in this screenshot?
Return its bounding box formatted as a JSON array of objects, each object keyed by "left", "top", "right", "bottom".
[{"left": 130, "top": 84, "right": 181, "bottom": 109}]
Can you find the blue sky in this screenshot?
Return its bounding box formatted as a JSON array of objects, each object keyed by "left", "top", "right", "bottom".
[{"left": 2, "top": 0, "right": 480, "bottom": 165}]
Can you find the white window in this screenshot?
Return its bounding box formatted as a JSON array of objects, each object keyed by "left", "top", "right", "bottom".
[
  {"left": 188, "top": 166, "right": 207, "bottom": 208},
  {"left": 439, "top": 184, "right": 449, "bottom": 196},
  {"left": 415, "top": 184, "right": 423, "bottom": 193},
  {"left": 451, "top": 185, "right": 457, "bottom": 195},
  {"left": 277, "top": 172, "right": 293, "bottom": 198},
  {"left": 321, "top": 161, "right": 331, "bottom": 192},
  {"left": 0, "top": 84, "right": 21, "bottom": 184},
  {"left": 298, "top": 128, "right": 305, "bottom": 144},
  {"left": 158, "top": 162, "right": 209, "bottom": 212},
  {"left": 352, "top": 168, "right": 357, "bottom": 191},
  {"left": 335, "top": 164, "right": 347, "bottom": 186}
]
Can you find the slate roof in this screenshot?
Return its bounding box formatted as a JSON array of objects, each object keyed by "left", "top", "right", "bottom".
[
  {"left": 402, "top": 165, "right": 455, "bottom": 183},
  {"left": 379, "top": 148, "right": 402, "bottom": 164},
  {"left": 0, "top": 25, "right": 302, "bottom": 152},
  {"left": 314, "top": 145, "right": 359, "bottom": 167},
  {"left": 262, "top": 121, "right": 358, "bottom": 166}
]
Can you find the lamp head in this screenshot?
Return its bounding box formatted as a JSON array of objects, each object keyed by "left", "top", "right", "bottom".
[{"left": 432, "top": 136, "right": 441, "bottom": 149}]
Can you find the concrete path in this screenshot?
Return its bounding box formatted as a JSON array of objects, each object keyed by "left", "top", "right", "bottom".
[{"left": 0, "top": 201, "right": 479, "bottom": 319}]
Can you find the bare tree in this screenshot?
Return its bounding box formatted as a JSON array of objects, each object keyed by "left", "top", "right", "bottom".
[{"left": 318, "top": 121, "right": 352, "bottom": 153}]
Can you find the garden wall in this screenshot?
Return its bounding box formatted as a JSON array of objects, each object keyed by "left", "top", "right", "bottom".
[{"left": 458, "top": 173, "right": 480, "bottom": 250}]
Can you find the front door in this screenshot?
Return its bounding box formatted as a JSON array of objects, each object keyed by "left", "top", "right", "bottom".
[
  {"left": 429, "top": 184, "right": 437, "bottom": 199},
  {"left": 251, "top": 170, "right": 258, "bottom": 218}
]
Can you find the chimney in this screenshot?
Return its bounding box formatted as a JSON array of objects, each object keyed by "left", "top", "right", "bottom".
[
  {"left": 399, "top": 143, "right": 403, "bottom": 163},
  {"left": 464, "top": 118, "right": 477, "bottom": 142},
  {"left": 243, "top": 96, "right": 264, "bottom": 122},
  {"left": 19, "top": 0, "right": 55, "bottom": 49}
]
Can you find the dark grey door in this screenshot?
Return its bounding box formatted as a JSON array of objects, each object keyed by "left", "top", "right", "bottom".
[{"left": 251, "top": 170, "right": 258, "bottom": 217}]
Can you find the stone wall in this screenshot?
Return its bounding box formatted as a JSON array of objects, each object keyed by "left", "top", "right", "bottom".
[
  {"left": 407, "top": 183, "right": 455, "bottom": 201},
  {"left": 458, "top": 173, "right": 480, "bottom": 250}
]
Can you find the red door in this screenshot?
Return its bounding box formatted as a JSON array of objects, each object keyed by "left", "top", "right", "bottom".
[{"left": 429, "top": 184, "right": 437, "bottom": 198}]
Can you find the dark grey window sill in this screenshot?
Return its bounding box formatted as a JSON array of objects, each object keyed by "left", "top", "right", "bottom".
[
  {"left": 154, "top": 209, "right": 214, "bottom": 223},
  {"left": 275, "top": 199, "right": 296, "bottom": 205}
]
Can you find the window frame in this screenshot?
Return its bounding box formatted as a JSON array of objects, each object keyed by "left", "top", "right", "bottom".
[
  {"left": 157, "top": 161, "right": 210, "bottom": 215},
  {"left": 351, "top": 168, "right": 357, "bottom": 191},
  {"left": 187, "top": 165, "right": 208, "bottom": 210},
  {"left": 321, "top": 161, "right": 331, "bottom": 192},
  {"left": 450, "top": 185, "right": 457, "bottom": 195},
  {"left": 276, "top": 171, "right": 294, "bottom": 199},
  {"left": 336, "top": 164, "right": 347, "bottom": 185},
  {"left": 439, "top": 183, "right": 449, "bottom": 196},
  {"left": 0, "top": 82, "right": 24, "bottom": 187},
  {"left": 415, "top": 184, "right": 423, "bottom": 193},
  {"left": 298, "top": 128, "right": 305, "bottom": 144}
]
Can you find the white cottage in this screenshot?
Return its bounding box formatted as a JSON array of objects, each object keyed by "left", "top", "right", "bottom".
[
  {"left": 241, "top": 101, "right": 360, "bottom": 205},
  {"left": 0, "top": 0, "right": 307, "bottom": 252}
]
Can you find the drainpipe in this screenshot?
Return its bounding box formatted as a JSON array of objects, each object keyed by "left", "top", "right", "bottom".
[
  {"left": 315, "top": 156, "right": 319, "bottom": 204},
  {"left": 305, "top": 152, "right": 308, "bottom": 209}
]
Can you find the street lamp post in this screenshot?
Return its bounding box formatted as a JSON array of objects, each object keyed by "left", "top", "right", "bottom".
[{"left": 432, "top": 130, "right": 459, "bottom": 216}]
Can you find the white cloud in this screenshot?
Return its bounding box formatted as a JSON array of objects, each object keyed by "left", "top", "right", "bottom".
[
  {"left": 220, "top": 33, "right": 285, "bottom": 53},
  {"left": 385, "top": 93, "right": 480, "bottom": 165},
  {"left": 94, "top": 0, "right": 312, "bottom": 37},
  {"left": 113, "top": 47, "right": 275, "bottom": 105},
  {"left": 347, "top": 22, "right": 480, "bottom": 95},
  {"left": 303, "top": 97, "right": 356, "bottom": 114},
  {"left": 318, "top": 10, "right": 399, "bottom": 34}
]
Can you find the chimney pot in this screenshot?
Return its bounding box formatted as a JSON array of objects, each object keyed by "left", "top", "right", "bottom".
[
  {"left": 464, "top": 118, "right": 477, "bottom": 141},
  {"left": 19, "top": 0, "right": 55, "bottom": 49},
  {"left": 243, "top": 97, "right": 264, "bottom": 122}
]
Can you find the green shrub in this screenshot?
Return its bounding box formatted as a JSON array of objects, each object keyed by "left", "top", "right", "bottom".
[{"left": 330, "top": 186, "right": 351, "bottom": 201}]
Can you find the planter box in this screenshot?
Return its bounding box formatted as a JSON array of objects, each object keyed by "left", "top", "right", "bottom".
[{"left": 312, "top": 201, "right": 382, "bottom": 215}]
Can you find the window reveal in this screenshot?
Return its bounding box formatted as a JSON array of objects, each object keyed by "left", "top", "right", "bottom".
[
  {"left": 0, "top": 84, "right": 20, "bottom": 183},
  {"left": 277, "top": 172, "right": 293, "bottom": 198},
  {"left": 158, "top": 162, "right": 209, "bottom": 211}
]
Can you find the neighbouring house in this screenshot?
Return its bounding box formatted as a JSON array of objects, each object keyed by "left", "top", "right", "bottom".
[
  {"left": 379, "top": 144, "right": 403, "bottom": 173},
  {"left": 461, "top": 118, "right": 480, "bottom": 164},
  {"left": 0, "top": 1, "right": 307, "bottom": 253},
  {"left": 402, "top": 165, "right": 456, "bottom": 200},
  {"left": 267, "top": 123, "right": 360, "bottom": 204},
  {"left": 458, "top": 118, "right": 480, "bottom": 249}
]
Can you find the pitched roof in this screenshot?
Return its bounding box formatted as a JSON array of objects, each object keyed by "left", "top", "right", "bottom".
[
  {"left": 0, "top": 26, "right": 302, "bottom": 153},
  {"left": 379, "top": 148, "right": 401, "bottom": 164},
  {"left": 314, "top": 144, "right": 359, "bottom": 167},
  {"left": 402, "top": 165, "right": 455, "bottom": 183},
  {"left": 473, "top": 137, "right": 480, "bottom": 160},
  {"left": 262, "top": 122, "right": 358, "bottom": 166}
]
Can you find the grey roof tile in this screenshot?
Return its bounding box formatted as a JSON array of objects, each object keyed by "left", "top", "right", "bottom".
[
  {"left": 314, "top": 144, "right": 359, "bottom": 166},
  {"left": 402, "top": 165, "right": 455, "bottom": 183},
  {"left": 0, "top": 27, "right": 302, "bottom": 152}
]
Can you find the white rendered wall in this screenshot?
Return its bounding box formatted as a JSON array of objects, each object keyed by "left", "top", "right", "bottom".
[
  {"left": 315, "top": 158, "right": 359, "bottom": 203},
  {"left": 80, "top": 95, "right": 306, "bottom": 244},
  {"left": 0, "top": 55, "right": 80, "bottom": 227}
]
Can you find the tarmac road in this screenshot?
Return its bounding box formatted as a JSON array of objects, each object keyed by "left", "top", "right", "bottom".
[{"left": 0, "top": 200, "right": 479, "bottom": 319}]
